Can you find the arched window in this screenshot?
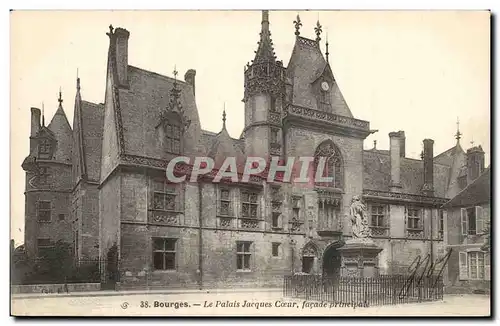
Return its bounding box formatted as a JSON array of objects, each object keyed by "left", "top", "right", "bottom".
[{"left": 314, "top": 140, "right": 343, "bottom": 189}]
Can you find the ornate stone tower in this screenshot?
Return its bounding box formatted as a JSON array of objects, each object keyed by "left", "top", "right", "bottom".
[{"left": 243, "top": 10, "right": 285, "bottom": 159}]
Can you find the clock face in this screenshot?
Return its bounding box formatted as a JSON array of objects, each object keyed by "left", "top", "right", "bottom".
[{"left": 321, "top": 81, "right": 330, "bottom": 91}]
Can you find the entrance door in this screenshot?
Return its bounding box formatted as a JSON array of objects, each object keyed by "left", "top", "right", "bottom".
[{"left": 322, "top": 246, "right": 341, "bottom": 279}]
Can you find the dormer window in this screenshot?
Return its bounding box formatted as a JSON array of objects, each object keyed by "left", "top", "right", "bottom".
[
  {"left": 165, "top": 123, "right": 181, "bottom": 155},
  {"left": 38, "top": 138, "right": 52, "bottom": 159}
]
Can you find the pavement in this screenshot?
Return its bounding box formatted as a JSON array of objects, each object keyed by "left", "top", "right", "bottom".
[{"left": 11, "top": 290, "right": 491, "bottom": 317}]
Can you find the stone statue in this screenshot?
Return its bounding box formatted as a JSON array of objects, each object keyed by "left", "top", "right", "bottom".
[{"left": 349, "top": 195, "right": 371, "bottom": 238}]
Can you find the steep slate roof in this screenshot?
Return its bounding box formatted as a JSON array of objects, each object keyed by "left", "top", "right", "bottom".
[
  {"left": 434, "top": 143, "right": 464, "bottom": 166},
  {"left": 72, "top": 78, "right": 105, "bottom": 182},
  {"left": 286, "top": 36, "right": 352, "bottom": 117},
  {"left": 363, "top": 150, "right": 451, "bottom": 197},
  {"left": 443, "top": 167, "right": 491, "bottom": 208},
  {"left": 47, "top": 101, "right": 73, "bottom": 163},
  {"left": 116, "top": 65, "right": 202, "bottom": 158}
]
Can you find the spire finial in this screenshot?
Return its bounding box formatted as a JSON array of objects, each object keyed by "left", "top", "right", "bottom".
[
  {"left": 455, "top": 117, "right": 462, "bottom": 142},
  {"left": 293, "top": 14, "right": 302, "bottom": 36},
  {"left": 315, "top": 19, "right": 323, "bottom": 42},
  {"left": 76, "top": 69, "right": 81, "bottom": 91},
  {"left": 222, "top": 103, "right": 227, "bottom": 130},
  {"left": 325, "top": 30, "right": 330, "bottom": 63},
  {"left": 470, "top": 138, "right": 475, "bottom": 147},
  {"left": 58, "top": 87, "right": 63, "bottom": 105},
  {"left": 173, "top": 65, "right": 178, "bottom": 81},
  {"left": 373, "top": 140, "right": 377, "bottom": 150},
  {"left": 41, "top": 102, "right": 45, "bottom": 127},
  {"left": 109, "top": 24, "right": 114, "bottom": 34}
]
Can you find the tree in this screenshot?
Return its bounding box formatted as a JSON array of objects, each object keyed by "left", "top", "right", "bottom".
[{"left": 481, "top": 220, "right": 491, "bottom": 252}]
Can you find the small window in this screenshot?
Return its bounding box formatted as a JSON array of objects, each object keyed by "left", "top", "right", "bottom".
[
  {"left": 58, "top": 214, "right": 65, "bottom": 221},
  {"left": 272, "top": 243, "right": 280, "bottom": 257},
  {"left": 152, "top": 180, "right": 178, "bottom": 211},
  {"left": 466, "top": 207, "right": 477, "bottom": 235},
  {"left": 218, "top": 187, "right": 232, "bottom": 216},
  {"left": 236, "top": 241, "right": 252, "bottom": 270},
  {"left": 438, "top": 210, "right": 444, "bottom": 237},
  {"left": 292, "top": 197, "right": 301, "bottom": 221},
  {"left": 371, "top": 205, "right": 386, "bottom": 227},
  {"left": 38, "top": 139, "right": 52, "bottom": 159},
  {"left": 153, "top": 238, "right": 177, "bottom": 271},
  {"left": 270, "top": 128, "right": 279, "bottom": 144},
  {"left": 407, "top": 208, "right": 421, "bottom": 230},
  {"left": 272, "top": 214, "right": 280, "bottom": 228},
  {"left": 468, "top": 251, "right": 485, "bottom": 280},
  {"left": 241, "top": 191, "right": 259, "bottom": 218},
  {"left": 38, "top": 201, "right": 51, "bottom": 222}
]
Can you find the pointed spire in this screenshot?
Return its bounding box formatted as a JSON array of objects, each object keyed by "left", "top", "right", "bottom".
[
  {"left": 76, "top": 68, "right": 80, "bottom": 91},
  {"left": 222, "top": 103, "right": 227, "bottom": 130},
  {"left": 325, "top": 31, "right": 330, "bottom": 63},
  {"left": 253, "top": 10, "right": 276, "bottom": 63},
  {"left": 455, "top": 117, "right": 462, "bottom": 143},
  {"left": 41, "top": 102, "right": 45, "bottom": 127},
  {"left": 315, "top": 20, "right": 323, "bottom": 42},
  {"left": 293, "top": 14, "right": 302, "bottom": 36}
]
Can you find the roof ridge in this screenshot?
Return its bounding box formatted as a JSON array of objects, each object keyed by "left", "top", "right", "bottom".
[{"left": 128, "top": 65, "right": 188, "bottom": 85}]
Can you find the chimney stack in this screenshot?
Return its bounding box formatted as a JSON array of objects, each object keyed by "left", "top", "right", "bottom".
[
  {"left": 466, "top": 146, "right": 485, "bottom": 183},
  {"left": 112, "top": 27, "right": 130, "bottom": 88},
  {"left": 421, "top": 139, "right": 434, "bottom": 196},
  {"left": 399, "top": 131, "right": 406, "bottom": 157},
  {"left": 389, "top": 131, "right": 403, "bottom": 192},
  {"left": 30, "top": 107, "right": 41, "bottom": 137},
  {"left": 184, "top": 69, "right": 196, "bottom": 97}
]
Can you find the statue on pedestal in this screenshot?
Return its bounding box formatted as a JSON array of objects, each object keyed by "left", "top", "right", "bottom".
[{"left": 349, "top": 196, "right": 371, "bottom": 239}]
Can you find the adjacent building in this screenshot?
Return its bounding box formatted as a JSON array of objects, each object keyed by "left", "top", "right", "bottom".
[
  {"left": 22, "top": 11, "right": 488, "bottom": 289},
  {"left": 443, "top": 163, "right": 491, "bottom": 294}
]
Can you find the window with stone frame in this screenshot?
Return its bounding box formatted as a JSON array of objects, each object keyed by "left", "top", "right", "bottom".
[
  {"left": 236, "top": 241, "right": 252, "bottom": 270},
  {"left": 165, "top": 123, "right": 181, "bottom": 155},
  {"left": 292, "top": 196, "right": 301, "bottom": 222},
  {"left": 38, "top": 166, "right": 50, "bottom": 185},
  {"left": 153, "top": 238, "right": 177, "bottom": 271},
  {"left": 370, "top": 204, "right": 386, "bottom": 227},
  {"left": 218, "top": 187, "right": 232, "bottom": 216},
  {"left": 241, "top": 190, "right": 259, "bottom": 218},
  {"left": 270, "top": 96, "right": 278, "bottom": 112},
  {"left": 38, "top": 138, "right": 52, "bottom": 159},
  {"left": 272, "top": 242, "right": 280, "bottom": 257},
  {"left": 270, "top": 128, "right": 279, "bottom": 144},
  {"left": 37, "top": 201, "right": 51, "bottom": 222},
  {"left": 37, "top": 238, "right": 53, "bottom": 257},
  {"left": 272, "top": 214, "right": 281, "bottom": 228},
  {"left": 152, "top": 179, "right": 179, "bottom": 212},
  {"left": 407, "top": 208, "right": 422, "bottom": 230}
]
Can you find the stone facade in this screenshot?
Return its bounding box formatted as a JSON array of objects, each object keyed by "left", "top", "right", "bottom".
[{"left": 22, "top": 11, "right": 486, "bottom": 289}]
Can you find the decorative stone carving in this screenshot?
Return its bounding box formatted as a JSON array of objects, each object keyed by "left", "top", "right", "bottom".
[
  {"left": 219, "top": 217, "right": 232, "bottom": 228},
  {"left": 151, "top": 212, "right": 179, "bottom": 225},
  {"left": 302, "top": 245, "right": 317, "bottom": 257},
  {"left": 284, "top": 104, "right": 370, "bottom": 130},
  {"left": 241, "top": 219, "right": 259, "bottom": 229},
  {"left": 268, "top": 111, "right": 281, "bottom": 124},
  {"left": 349, "top": 196, "right": 371, "bottom": 239},
  {"left": 363, "top": 189, "right": 448, "bottom": 206}
]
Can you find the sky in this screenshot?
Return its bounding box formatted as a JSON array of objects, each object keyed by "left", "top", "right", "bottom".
[{"left": 10, "top": 10, "right": 490, "bottom": 246}]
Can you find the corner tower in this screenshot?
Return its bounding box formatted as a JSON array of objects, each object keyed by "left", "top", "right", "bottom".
[{"left": 243, "top": 10, "right": 285, "bottom": 159}]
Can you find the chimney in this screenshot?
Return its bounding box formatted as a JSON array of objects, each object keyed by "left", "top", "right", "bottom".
[
  {"left": 113, "top": 27, "right": 130, "bottom": 87},
  {"left": 421, "top": 139, "right": 434, "bottom": 196},
  {"left": 467, "top": 145, "right": 485, "bottom": 183},
  {"left": 389, "top": 131, "right": 402, "bottom": 192},
  {"left": 399, "top": 131, "right": 406, "bottom": 157},
  {"left": 184, "top": 69, "right": 196, "bottom": 96},
  {"left": 30, "top": 107, "right": 41, "bottom": 136}
]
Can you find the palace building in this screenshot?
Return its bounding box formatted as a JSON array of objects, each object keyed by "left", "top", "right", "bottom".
[{"left": 22, "top": 11, "right": 487, "bottom": 289}]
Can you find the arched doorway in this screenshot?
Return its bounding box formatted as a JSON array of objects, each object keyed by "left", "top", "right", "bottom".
[{"left": 322, "top": 244, "right": 342, "bottom": 279}]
